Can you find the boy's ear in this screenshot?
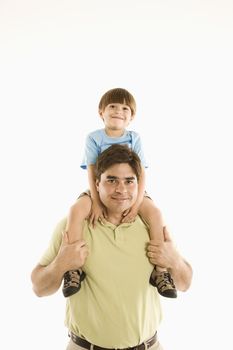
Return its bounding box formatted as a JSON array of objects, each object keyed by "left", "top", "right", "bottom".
[{"left": 99, "top": 109, "right": 103, "bottom": 118}]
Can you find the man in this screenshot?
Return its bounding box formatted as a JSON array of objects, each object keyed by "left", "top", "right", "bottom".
[{"left": 31, "top": 144, "right": 192, "bottom": 350}]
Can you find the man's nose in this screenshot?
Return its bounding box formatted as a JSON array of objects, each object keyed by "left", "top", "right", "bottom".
[{"left": 115, "top": 182, "right": 127, "bottom": 193}]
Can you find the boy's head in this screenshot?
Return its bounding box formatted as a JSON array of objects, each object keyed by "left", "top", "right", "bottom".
[
  {"left": 98, "top": 88, "right": 136, "bottom": 116},
  {"left": 95, "top": 144, "right": 142, "bottom": 181}
]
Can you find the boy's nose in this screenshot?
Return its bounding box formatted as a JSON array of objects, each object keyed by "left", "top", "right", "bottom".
[{"left": 115, "top": 106, "right": 122, "bottom": 113}]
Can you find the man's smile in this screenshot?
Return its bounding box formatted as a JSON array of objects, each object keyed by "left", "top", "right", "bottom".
[{"left": 111, "top": 196, "right": 130, "bottom": 201}]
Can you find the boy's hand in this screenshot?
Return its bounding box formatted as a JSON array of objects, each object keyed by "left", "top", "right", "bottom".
[
  {"left": 88, "top": 201, "right": 107, "bottom": 228},
  {"left": 121, "top": 204, "right": 139, "bottom": 223}
]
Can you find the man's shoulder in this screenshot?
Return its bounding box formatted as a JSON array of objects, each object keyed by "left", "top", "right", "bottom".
[
  {"left": 134, "top": 215, "right": 150, "bottom": 229},
  {"left": 53, "top": 217, "right": 67, "bottom": 239}
]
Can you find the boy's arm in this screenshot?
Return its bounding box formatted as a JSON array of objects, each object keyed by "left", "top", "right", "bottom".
[
  {"left": 135, "top": 166, "right": 146, "bottom": 207},
  {"left": 87, "top": 164, "right": 107, "bottom": 226},
  {"left": 88, "top": 164, "right": 101, "bottom": 203}
]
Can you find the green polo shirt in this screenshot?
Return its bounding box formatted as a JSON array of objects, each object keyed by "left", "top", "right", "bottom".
[{"left": 40, "top": 216, "right": 162, "bottom": 348}]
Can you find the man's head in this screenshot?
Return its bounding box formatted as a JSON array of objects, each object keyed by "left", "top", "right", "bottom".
[{"left": 95, "top": 144, "right": 142, "bottom": 215}]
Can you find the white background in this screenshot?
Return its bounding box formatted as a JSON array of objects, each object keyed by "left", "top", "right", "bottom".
[{"left": 0, "top": 1, "right": 232, "bottom": 349}]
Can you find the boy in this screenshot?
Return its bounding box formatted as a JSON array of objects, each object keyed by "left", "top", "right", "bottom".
[{"left": 63, "top": 88, "right": 177, "bottom": 299}]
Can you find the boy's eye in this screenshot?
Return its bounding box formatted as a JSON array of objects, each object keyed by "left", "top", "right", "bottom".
[{"left": 123, "top": 107, "right": 130, "bottom": 111}]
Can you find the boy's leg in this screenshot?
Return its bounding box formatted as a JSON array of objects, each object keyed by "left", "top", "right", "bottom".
[
  {"left": 63, "top": 194, "right": 92, "bottom": 298},
  {"left": 139, "top": 197, "right": 177, "bottom": 298},
  {"left": 67, "top": 194, "right": 92, "bottom": 243}
]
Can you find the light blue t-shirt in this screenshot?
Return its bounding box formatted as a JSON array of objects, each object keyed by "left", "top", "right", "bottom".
[{"left": 81, "top": 129, "right": 148, "bottom": 169}]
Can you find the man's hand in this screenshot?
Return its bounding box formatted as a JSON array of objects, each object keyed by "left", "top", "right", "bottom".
[
  {"left": 147, "top": 227, "right": 193, "bottom": 291},
  {"left": 147, "top": 226, "right": 179, "bottom": 269},
  {"left": 31, "top": 232, "right": 89, "bottom": 297},
  {"left": 57, "top": 231, "right": 89, "bottom": 273}
]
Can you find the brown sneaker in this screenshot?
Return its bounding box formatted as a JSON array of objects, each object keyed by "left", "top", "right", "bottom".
[
  {"left": 150, "top": 268, "right": 177, "bottom": 298},
  {"left": 62, "top": 269, "right": 86, "bottom": 298}
]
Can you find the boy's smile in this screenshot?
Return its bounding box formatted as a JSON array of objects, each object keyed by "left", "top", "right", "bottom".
[{"left": 99, "top": 103, "right": 134, "bottom": 136}]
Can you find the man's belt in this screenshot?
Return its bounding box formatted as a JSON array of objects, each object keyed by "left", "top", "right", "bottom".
[{"left": 70, "top": 332, "right": 157, "bottom": 350}]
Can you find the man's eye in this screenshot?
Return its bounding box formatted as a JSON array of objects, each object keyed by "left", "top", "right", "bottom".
[{"left": 107, "top": 179, "right": 115, "bottom": 183}]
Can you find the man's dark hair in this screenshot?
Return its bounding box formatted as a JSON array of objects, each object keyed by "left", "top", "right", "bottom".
[{"left": 95, "top": 144, "right": 142, "bottom": 181}]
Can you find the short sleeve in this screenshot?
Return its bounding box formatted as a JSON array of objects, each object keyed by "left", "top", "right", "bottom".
[
  {"left": 39, "top": 218, "right": 67, "bottom": 266},
  {"left": 131, "top": 132, "right": 148, "bottom": 168},
  {"left": 80, "top": 133, "right": 100, "bottom": 169}
]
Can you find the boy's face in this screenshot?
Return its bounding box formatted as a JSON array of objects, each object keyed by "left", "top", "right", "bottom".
[{"left": 99, "top": 103, "right": 134, "bottom": 131}]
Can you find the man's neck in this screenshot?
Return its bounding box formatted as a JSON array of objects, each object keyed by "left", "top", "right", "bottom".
[{"left": 106, "top": 212, "right": 124, "bottom": 226}]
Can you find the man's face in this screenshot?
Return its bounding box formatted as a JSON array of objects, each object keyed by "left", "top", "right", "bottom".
[{"left": 96, "top": 163, "right": 138, "bottom": 215}]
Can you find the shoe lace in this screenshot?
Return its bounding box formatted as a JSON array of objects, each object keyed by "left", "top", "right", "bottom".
[
  {"left": 162, "top": 272, "right": 175, "bottom": 288},
  {"left": 64, "top": 270, "right": 80, "bottom": 288}
]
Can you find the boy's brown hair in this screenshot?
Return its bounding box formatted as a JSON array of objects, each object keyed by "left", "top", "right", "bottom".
[
  {"left": 95, "top": 144, "right": 142, "bottom": 181},
  {"left": 98, "top": 88, "right": 136, "bottom": 116}
]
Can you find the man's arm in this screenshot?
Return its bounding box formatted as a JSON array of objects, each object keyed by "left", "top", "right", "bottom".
[
  {"left": 31, "top": 262, "right": 65, "bottom": 297},
  {"left": 147, "top": 227, "right": 193, "bottom": 291},
  {"left": 31, "top": 232, "right": 88, "bottom": 297}
]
